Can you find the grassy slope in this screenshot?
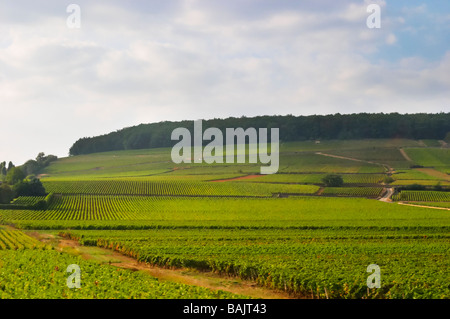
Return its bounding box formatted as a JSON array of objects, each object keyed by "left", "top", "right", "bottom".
[
  {"left": 3, "top": 138, "right": 449, "bottom": 299},
  {"left": 41, "top": 139, "right": 418, "bottom": 180}
]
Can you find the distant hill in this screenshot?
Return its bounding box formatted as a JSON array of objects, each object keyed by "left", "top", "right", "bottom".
[{"left": 69, "top": 112, "right": 450, "bottom": 156}]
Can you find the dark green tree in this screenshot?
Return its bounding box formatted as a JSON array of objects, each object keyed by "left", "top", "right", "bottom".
[
  {"left": 35, "top": 153, "right": 58, "bottom": 169},
  {"left": 6, "top": 167, "right": 25, "bottom": 185},
  {"left": 7, "top": 161, "right": 14, "bottom": 172},
  {"left": 36, "top": 152, "right": 46, "bottom": 166},
  {"left": 322, "top": 174, "right": 344, "bottom": 187},
  {"left": 384, "top": 176, "right": 395, "bottom": 184},
  {"left": 13, "top": 178, "right": 46, "bottom": 197},
  {"left": 0, "top": 162, "right": 6, "bottom": 178},
  {"left": 23, "top": 160, "right": 40, "bottom": 176},
  {"left": 0, "top": 184, "right": 14, "bottom": 204},
  {"left": 43, "top": 154, "right": 58, "bottom": 166}
]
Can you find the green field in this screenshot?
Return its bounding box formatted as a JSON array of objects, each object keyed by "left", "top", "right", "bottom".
[
  {"left": 59, "top": 228, "right": 450, "bottom": 299},
  {"left": 1, "top": 138, "right": 449, "bottom": 299},
  {"left": 404, "top": 148, "right": 450, "bottom": 174},
  {"left": 0, "top": 248, "right": 243, "bottom": 299},
  {"left": 392, "top": 191, "right": 450, "bottom": 202}
]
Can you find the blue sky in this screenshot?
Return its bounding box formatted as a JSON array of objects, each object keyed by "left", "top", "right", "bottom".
[{"left": 0, "top": 0, "right": 449, "bottom": 164}]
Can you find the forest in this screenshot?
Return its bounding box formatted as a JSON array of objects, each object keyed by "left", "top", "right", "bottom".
[{"left": 69, "top": 112, "right": 450, "bottom": 156}]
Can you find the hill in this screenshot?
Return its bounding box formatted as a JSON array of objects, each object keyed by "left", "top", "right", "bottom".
[{"left": 69, "top": 112, "right": 450, "bottom": 156}]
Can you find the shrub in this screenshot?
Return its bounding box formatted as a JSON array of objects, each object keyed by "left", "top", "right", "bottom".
[
  {"left": 384, "top": 176, "right": 395, "bottom": 184},
  {"left": 322, "top": 174, "right": 344, "bottom": 187}
]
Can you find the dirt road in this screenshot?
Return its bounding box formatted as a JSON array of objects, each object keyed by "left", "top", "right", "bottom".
[
  {"left": 379, "top": 188, "right": 394, "bottom": 202},
  {"left": 31, "top": 232, "right": 297, "bottom": 299},
  {"left": 210, "top": 175, "right": 261, "bottom": 182},
  {"left": 398, "top": 148, "right": 413, "bottom": 162},
  {"left": 315, "top": 152, "right": 393, "bottom": 174}
]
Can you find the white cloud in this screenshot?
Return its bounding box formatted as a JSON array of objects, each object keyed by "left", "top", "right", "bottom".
[
  {"left": 386, "top": 33, "right": 397, "bottom": 45},
  {"left": 0, "top": 1, "right": 448, "bottom": 164}
]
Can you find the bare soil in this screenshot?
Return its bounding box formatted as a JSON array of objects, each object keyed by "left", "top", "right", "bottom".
[
  {"left": 30, "top": 232, "right": 298, "bottom": 299},
  {"left": 379, "top": 188, "right": 394, "bottom": 202},
  {"left": 397, "top": 202, "right": 450, "bottom": 211}
]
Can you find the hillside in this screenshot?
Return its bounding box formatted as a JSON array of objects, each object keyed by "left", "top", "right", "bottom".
[
  {"left": 2, "top": 137, "right": 449, "bottom": 300},
  {"left": 69, "top": 113, "right": 450, "bottom": 156}
]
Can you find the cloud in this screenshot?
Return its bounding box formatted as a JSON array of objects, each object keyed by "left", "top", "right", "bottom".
[
  {"left": 386, "top": 33, "right": 397, "bottom": 45},
  {"left": 0, "top": 1, "right": 448, "bottom": 164}
]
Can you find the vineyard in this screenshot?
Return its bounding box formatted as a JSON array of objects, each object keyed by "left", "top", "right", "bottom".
[
  {"left": 11, "top": 196, "right": 46, "bottom": 206},
  {"left": 0, "top": 227, "right": 43, "bottom": 250},
  {"left": 1, "top": 138, "right": 449, "bottom": 299},
  {"left": 59, "top": 228, "right": 450, "bottom": 299},
  {"left": 42, "top": 180, "right": 319, "bottom": 197},
  {"left": 237, "top": 173, "right": 385, "bottom": 185},
  {"left": 0, "top": 248, "right": 245, "bottom": 299},
  {"left": 3, "top": 196, "right": 449, "bottom": 228},
  {"left": 321, "top": 187, "right": 383, "bottom": 198},
  {"left": 392, "top": 191, "right": 450, "bottom": 202}
]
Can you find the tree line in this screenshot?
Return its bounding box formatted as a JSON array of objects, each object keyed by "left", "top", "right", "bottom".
[
  {"left": 0, "top": 153, "right": 57, "bottom": 204},
  {"left": 69, "top": 112, "right": 450, "bottom": 156}
]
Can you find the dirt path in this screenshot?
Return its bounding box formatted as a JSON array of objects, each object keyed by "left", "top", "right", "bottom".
[
  {"left": 397, "top": 202, "right": 450, "bottom": 211},
  {"left": 379, "top": 188, "right": 394, "bottom": 202},
  {"left": 210, "top": 175, "right": 262, "bottom": 182},
  {"left": 315, "top": 152, "right": 393, "bottom": 174},
  {"left": 315, "top": 152, "right": 370, "bottom": 164},
  {"left": 31, "top": 233, "right": 297, "bottom": 299},
  {"left": 399, "top": 148, "right": 413, "bottom": 162}
]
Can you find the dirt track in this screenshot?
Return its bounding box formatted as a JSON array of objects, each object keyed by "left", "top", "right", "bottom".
[
  {"left": 31, "top": 232, "right": 297, "bottom": 299},
  {"left": 379, "top": 188, "right": 394, "bottom": 202},
  {"left": 397, "top": 202, "right": 450, "bottom": 211},
  {"left": 210, "top": 175, "right": 261, "bottom": 182},
  {"left": 398, "top": 148, "right": 413, "bottom": 162}
]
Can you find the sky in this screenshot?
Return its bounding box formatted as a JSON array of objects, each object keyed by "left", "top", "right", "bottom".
[{"left": 0, "top": 0, "right": 449, "bottom": 165}]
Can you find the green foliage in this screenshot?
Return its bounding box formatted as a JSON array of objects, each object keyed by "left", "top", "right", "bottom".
[
  {"left": 0, "top": 162, "right": 6, "bottom": 179},
  {"left": 322, "top": 187, "right": 383, "bottom": 198},
  {"left": 61, "top": 228, "right": 450, "bottom": 299},
  {"left": 6, "top": 167, "right": 25, "bottom": 185},
  {"left": 69, "top": 113, "right": 450, "bottom": 155},
  {"left": 322, "top": 174, "right": 344, "bottom": 187},
  {"left": 245, "top": 173, "right": 385, "bottom": 184},
  {"left": 7, "top": 161, "right": 14, "bottom": 172},
  {"left": 2, "top": 197, "right": 450, "bottom": 229},
  {"left": 392, "top": 191, "right": 450, "bottom": 202},
  {"left": 0, "top": 227, "right": 43, "bottom": 249},
  {"left": 401, "top": 184, "right": 426, "bottom": 191},
  {"left": 384, "top": 176, "right": 394, "bottom": 184},
  {"left": 22, "top": 160, "right": 40, "bottom": 176},
  {"left": 405, "top": 148, "right": 450, "bottom": 168},
  {"left": 42, "top": 180, "right": 318, "bottom": 197},
  {"left": 22, "top": 153, "right": 58, "bottom": 176},
  {"left": 0, "top": 184, "right": 14, "bottom": 204},
  {"left": 13, "top": 178, "right": 46, "bottom": 197},
  {"left": 0, "top": 248, "right": 245, "bottom": 299},
  {"left": 1, "top": 138, "right": 449, "bottom": 300}
]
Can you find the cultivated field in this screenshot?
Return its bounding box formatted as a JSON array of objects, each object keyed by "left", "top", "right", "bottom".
[{"left": 0, "top": 139, "right": 449, "bottom": 299}]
